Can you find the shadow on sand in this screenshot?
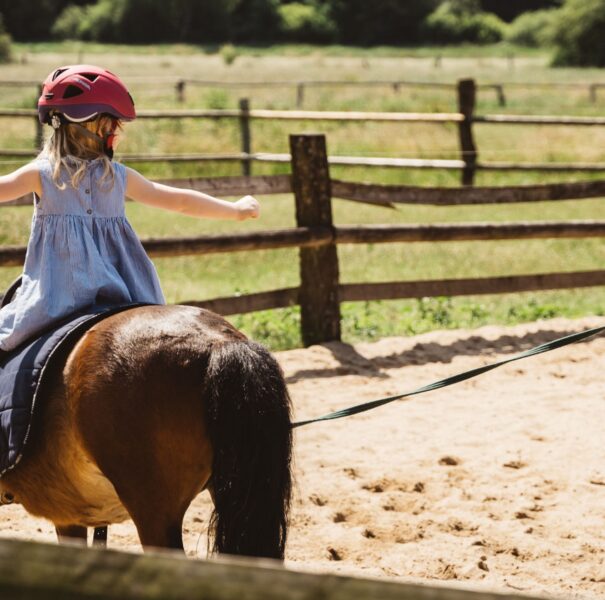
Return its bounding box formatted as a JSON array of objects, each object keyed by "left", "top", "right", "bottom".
[{"left": 285, "top": 327, "right": 601, "bottom": 384}]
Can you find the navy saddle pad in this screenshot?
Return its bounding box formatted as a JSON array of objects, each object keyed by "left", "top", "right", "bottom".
[{"left": 0, "top": 302, "right": 149, "bottom": 476}]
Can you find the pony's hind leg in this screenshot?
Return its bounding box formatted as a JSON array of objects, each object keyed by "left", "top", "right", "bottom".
[
  {"left": 124, "top": 508, "right": 185, "bottom": 551},
  {"left": 66, "top": 334, "right": 213, "bottom": 552},
  {"left": 74, "top": 395, "right": 211, "bottom": 552},
  {"left": 55, "top": 524, "right": 87, "bottom": 546}
]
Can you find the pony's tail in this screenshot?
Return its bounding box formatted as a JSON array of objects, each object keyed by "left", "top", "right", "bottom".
[{"left": 204, "top": 340, "right": 292, "bottom": 559}]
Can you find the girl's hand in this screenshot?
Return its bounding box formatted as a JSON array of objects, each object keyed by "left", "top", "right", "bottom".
[{"left": 235, "top": 195, "right": 260, "bottom": 220}]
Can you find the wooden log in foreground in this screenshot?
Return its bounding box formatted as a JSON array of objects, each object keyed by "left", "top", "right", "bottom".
[{"left": 0, "top": 538, "right": 548, "bottom": 600}]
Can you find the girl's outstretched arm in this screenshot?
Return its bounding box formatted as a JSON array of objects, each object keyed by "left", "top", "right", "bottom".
[
  {"left": 125, "top": 167, "right": 260, "bottom": 221},
  {"left": 0, "top": 164, "right": 41, "bottom": 203}
]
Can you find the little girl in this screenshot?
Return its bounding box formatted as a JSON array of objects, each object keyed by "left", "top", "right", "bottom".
[{"left": 0, "top": 64, "right": 259, "bottom": 353}]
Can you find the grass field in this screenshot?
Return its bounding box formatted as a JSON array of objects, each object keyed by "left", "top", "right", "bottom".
[{"left": 1, "top": 42, "right": 604, "bottom": 349}]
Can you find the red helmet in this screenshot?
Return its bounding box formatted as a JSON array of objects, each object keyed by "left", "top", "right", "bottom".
[{"left": 38, "top": 64, "right": 136, "bottom": 125}]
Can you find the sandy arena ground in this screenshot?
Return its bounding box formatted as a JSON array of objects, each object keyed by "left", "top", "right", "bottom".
[{"left": 1, "top": 317, "right": 604, "bottom": 598}]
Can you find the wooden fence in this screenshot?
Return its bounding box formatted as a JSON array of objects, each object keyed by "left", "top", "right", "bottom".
[
  {"left": 4, "top": 79, "right": 605, "bottom": 184},
  {"left": 173, "top": 77, "right": 605, "bottom": 107},
  {"left": 5, "top": 75, "right": 605, "bottom": 107},
  {"left": 2, "top": 133, "right": 605, "bottom": 346},
  {"left": 0, "top": 537, "right": 551, "bottom": 600}
]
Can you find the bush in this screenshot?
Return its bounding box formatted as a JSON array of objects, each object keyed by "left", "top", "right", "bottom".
[
  {"left": 278, "top": 2, "right": 337, "bottom": 43},
  {"left": 219, "top": 43, "right": 238, "bottom": 66},
  {"left": 424, "top": 0, "right": 508, "bottom": 44},
  {"left": 551, "top": 0, "right": 605, "bottom": 67},
  {"left": 506, "top": 9, "right": 558, "bottom": 47}
]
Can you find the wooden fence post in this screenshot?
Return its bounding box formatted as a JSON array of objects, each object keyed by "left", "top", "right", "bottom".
[
  {"left": 35, "top": 84, "right": 43, "bottom": 151},
  {"left": 507, "top": 53, "right": 515, "bottom": 71},
  {"left": 290, "top": 134, "right": 341, "bottom": 346},
  {"left": 495, "top": 84, "right": 506, "bottom": 107},
  {"left": 457, "top": 79, "right": 478, "bottom": 186},
  {"left": 176, "top": 79, "right": 186, "bottom": 103},
  {"left": 239, "top": 98, "right": 252, "bottom": 176},
  {"left": 296, "top": 83, "right": 305, "bottom": 108}
]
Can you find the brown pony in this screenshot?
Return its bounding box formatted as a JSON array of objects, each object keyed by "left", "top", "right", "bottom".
[{"left": 0, "top": 305, "right": 293, "bottom": 558}]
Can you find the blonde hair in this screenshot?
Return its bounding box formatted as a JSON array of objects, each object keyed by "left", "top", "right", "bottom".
[{"left": 39, "top": 115, "right": 121, "bottom": 190}]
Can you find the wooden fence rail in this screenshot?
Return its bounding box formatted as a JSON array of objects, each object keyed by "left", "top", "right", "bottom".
[
  {"left": 7, "top": 105, "right": 605, "bottom": 125},
  {"left": 331, "top": 178, "right": 605, "bottom": 205},
  {"left": 0, "top": 537, "right": 551, "bottom": 600},
  {"left": 8, "top": 172, "right": 605, "bottom": 209},
  {"left": 4, "top": 150, "right": 605, "bottom": 178},
  {"left": 1, "top": 221, "right": 604, "bottom": 267},
  {"left": 176, "top": 77, "right": 605, "bottom": 106},
  {"left": 2, "top": 133, "right": 605, "bottom": 345}
]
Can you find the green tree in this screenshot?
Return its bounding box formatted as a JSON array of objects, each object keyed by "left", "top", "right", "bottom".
[
  {"left": 480, "top": 0, "right": 562, "bottom": 22},
  {"left": 328, "top": 0, "right": 440, "bottom": 46},
  {"left": 0, "top": 13, "right": 11, "bottom": 63},
  {"left": 54, "top": 0, "right": 232, "bottom": 43},
  {"left": 0, "top": 0, "right": 94, "bottom": 41},
  {"left": 506, "top": 9, "right": 558, "bottom": 47},
  {"left": 551, "top": 0, "right": 605, "bottom": 66},
  {"left": 278, "top": 2, "right": 336, "bottom": 43},
  {"left": 231, "top": 0, "right": 282, "bottom": 42}
]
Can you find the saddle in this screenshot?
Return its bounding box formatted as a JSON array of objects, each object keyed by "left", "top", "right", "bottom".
[
  {"left": 0, "top": 277, "right": 148, "bottom": 476},
  {"left": 0, "top": 278, "right": 151, "bottom": 547},
  {"left": 0, "top": 276, "right": 21, "bottom": 310}
]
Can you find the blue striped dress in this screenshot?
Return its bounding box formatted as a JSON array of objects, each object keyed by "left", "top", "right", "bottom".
[{"left": 0, "top": 157, "right": 165, "bottom": 351}]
